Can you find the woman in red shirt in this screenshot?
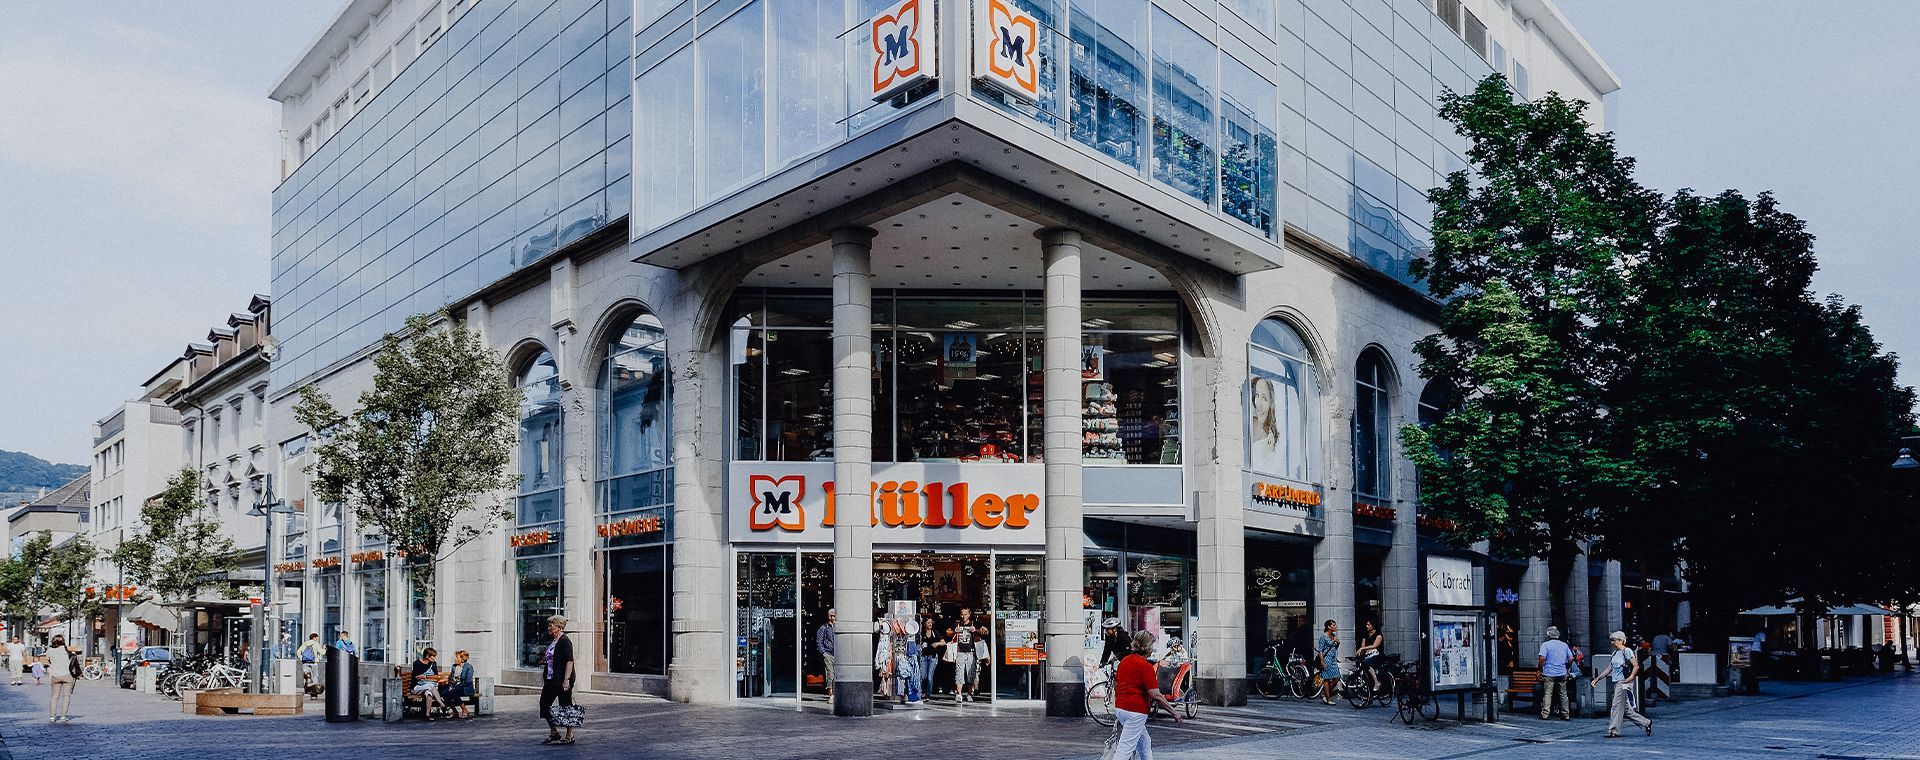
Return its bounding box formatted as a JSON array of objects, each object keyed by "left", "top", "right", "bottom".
[{"left": 1110, "top": 630, "right": 1180, "bottom": 758}]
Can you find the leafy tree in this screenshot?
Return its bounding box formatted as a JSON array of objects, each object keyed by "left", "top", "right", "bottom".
[
  {"left": 114, "top": 469, "right": 240, "bottom": 634},
  {"left": 1604, "top": 190, "right": 1916, "bottom": 648},
  {"left": 0, "top": 531, "right": 57, "bottom": 632},
  {"left": 41, "top": 537, "right": 100, "bottom": 652},
  {"left": 292, "top": 312, "right": 521, "bottom": 652},
  {"left": 1401, "top": 76, "right": 1660, "bottom": 633}
]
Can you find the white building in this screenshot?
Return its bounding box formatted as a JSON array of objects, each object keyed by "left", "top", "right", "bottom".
[
  {"left": 88, "top": 394, "right": 183, "bottom": 651},
  {"left": 266, "top": 0, "right": 1625, "bottom": 713}
]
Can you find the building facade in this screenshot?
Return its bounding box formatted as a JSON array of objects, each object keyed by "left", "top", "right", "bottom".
[
  {"left": 87, "top": 396, "right": 184, "bottom": 652},
  {"left": 267, "top": 0, "right": 1625, "bottom": 713}
]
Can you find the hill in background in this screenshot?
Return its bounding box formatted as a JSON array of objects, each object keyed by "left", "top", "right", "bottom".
[{"left": 0, "top": 449, "right": 88, "bottom": 496}]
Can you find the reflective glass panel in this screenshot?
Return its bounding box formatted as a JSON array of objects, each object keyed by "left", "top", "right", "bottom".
[
  {"left": 1068, "top": 0, "right": 1148, "bottom": 169},
  {"left": 1221, "top": 54, "right": 1278, "bottom": 237},
  {"left": 1150, "top": 8, "right": 1214, "bottom": 204},
  {"left": 698, "top": 1, "right": 766, "bottom": 199}
]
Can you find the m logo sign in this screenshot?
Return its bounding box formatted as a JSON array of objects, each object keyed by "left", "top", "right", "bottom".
[
  {"left": 870, "top": 0, "right": 935, "bottom": 101},
  {"left": 749, "top": 474, "right": 807, "bottom": 531},
  {"left": 975, "top": 0, "right": 1039, "bottom": 101}
]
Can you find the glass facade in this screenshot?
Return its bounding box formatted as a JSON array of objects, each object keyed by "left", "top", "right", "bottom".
[
  {"left": 1149, "top": 7, "right": 1215, "bottom": 205},
  {"left": 359, "top": 565, "right": 388, "bottom": 663},
  {"left": 517, "top": 350, "right": 566, "bottom": 668},
  {"left": 1353, "top": 351, "right": 1391, "bottom": 501},
  {"left": 732, "top": 293, "right": 1179, "bottom": 465},
  {"left": 271, "top": 0, "right": 632, "bottom": 387},
  {"left": 598, "top": 312, "right": 672, "bottom": 676}
]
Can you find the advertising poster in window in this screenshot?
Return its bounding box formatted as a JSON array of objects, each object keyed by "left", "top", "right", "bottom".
[
  {"left": 943, "top": 334, "right": 979, "bottom": 367},
  {"left": 1005, "top": 616, "right": 1040, "bottom": 665},
  {"left": 1430, "top": 611, "right": 1481, "bottom": 691},
  {"left": 1727, "top": 636, "right": 1754, "bottom": 669},
  {"left": 1080, "top": 345, "right": 1104, "bottom": 380},
  {"left": 1245, "top": 348, "right": 1293, "bottom": 478}
]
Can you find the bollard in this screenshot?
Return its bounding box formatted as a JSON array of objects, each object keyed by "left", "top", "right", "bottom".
[
  {"left": 383, "top": 678, "right": 404, "bottom": 722},
  {"left": 476, "top": 676, "right": 496, "bottom": 717}
]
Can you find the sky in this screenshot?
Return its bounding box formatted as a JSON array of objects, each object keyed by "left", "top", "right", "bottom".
[{"left": 0, "top": 1, "right": 1915, "bottom": 465}]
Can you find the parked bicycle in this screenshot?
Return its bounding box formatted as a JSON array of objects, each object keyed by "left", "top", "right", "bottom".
[
  {"left": 1341, "top": 653, "right": 1398, "bottom": 708},
  {"left": 1086, "top": 661, "right": 1118, "bottom": 727},
  {"left": 1252, "top": 643, "right": 1314, "bottom": 700},
  {"left": 1391, "top": 659, "right": 1439, "bottom": 724}
]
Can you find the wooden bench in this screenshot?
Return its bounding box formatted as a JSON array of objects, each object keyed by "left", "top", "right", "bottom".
[
  {"left": 191, "top": 687, "right": 306, "bottom": 716},
  {"left": 394, "top": 668, "right": 443, "bottom": 719},
  {"left": 1504, "top": 668, "right": 1542, "bottom": 710}
]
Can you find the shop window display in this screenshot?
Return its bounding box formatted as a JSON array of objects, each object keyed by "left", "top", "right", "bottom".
[
  {"left": 1244, "top": 536, "right": 1314, "bottom": 673},
  {"left": 319, "top": 569, "right": 342, "bottom": 644},
  {"left": 359, "top": 566, "right": 387, "bottom": 663},
  {"left": 515, "top": 350, "right": 566, "bottom": 668},
  {"left": 737, "top": 553, "right": 799, "bottom": 698},
  {"left": 607, "top": 546, "right": 671, "bottom": 675}
]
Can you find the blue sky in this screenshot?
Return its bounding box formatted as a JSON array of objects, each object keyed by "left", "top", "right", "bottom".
[{"left": 1, "top": 1, "right": 1913, "bottom": 465}]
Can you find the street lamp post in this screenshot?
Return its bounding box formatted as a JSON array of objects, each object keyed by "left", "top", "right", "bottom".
[
  {"left": 1893, "top": 438, "right": 1918, "bottom": 671},
  {"left": 248, "top": 474, "right": 294, "bottom": 694}
]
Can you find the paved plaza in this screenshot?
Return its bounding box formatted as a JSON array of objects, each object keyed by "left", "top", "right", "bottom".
[{"left": 1, "top": 674, "right": 1916, "bottom": 759}]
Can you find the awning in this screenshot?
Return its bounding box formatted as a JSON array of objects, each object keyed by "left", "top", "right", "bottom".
[
  {"left": 1739, "top": 600, "right": 1897, "bottom": 617},
  {"left": 127, "top": 601, "right": 179, "bottom": 631}
]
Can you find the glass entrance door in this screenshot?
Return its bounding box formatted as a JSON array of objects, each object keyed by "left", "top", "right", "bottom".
[{"left": 736, "top": 552, "right": 798, "bottom": 698}]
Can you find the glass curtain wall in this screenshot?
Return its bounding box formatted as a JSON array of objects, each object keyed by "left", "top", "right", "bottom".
[
  {"left": 1220, "top": 54, "right": 1278, "bottom": 237},
  {"left": 734, "top": 293, "right": 1179, "bottom": 464},
  {"left": 1150, "top": 7, "right": 1215, "bottom": 204},
  {"left": 599, "top": 312, "right": 673, "bottom": 676},
  {"left": 516, "top": 351, "right": 566, "bottom": 668},
  {"left": 1069, "top": 0, "right": 1149, "bottom": 169}
]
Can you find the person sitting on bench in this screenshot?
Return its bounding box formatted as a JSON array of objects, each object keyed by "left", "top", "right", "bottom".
[{"left": 411, "top": 648, "right": 448, "bottom": 720}]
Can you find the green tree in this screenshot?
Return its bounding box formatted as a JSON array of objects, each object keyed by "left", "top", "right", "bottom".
[
  {"left": 0, "top": 531, "right": 57, "bottom": 632},
  {"left": 41, "top": 536, "right": 100, "bottom": 652},
  {"left": 1604, "top": 190, "right": 1916, "bottom": 649},
  {"left": 292, "top": 312, "right": 521, "bottom": 654},
  {"left": 1400, "top": 76, "right": 1660, "bottom": 632},
  {"left": 114, "top": 469, "right": 240, "bottom": 634}
]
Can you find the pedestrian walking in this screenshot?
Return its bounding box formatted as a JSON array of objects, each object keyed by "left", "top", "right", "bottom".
[
  {"left": 539, "top": 615, "right": 577, "bottom": 745},
  {"left": 1538, "top": 626, "right": 1573, "bottom": 720},
  {"left": 46, "top": 635, "right": 77, "bottom": 723},
  {"left": 30, "top": 650, "right": 46, "bottom": 686},
  {"left": 1591, "top": 630, "right": 1652, "bottom": 739},
  {"left": 1106, "top": 630, "right": 1181, "bottom": 760},
  {"left": 6, "top": 637, "right": 24, "bottom": 685}
]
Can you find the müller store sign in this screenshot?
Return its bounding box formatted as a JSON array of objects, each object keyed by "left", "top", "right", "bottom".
[{"left": 729, "top": 462, "right": 1045, "bottom": 545}]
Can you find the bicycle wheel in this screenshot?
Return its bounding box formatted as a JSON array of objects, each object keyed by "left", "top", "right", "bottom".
[
  {"left": 1374, "top": 669, "right": 1397, "bottom": 703},
  {"left": 1417, "top": 692, "right": 1439, "bottom": 721},
  {"left": 1176, "top": 670, "right": 1197, "bottom": 719},
  {"left": 1285, "top": 663, "right": 1313, "bottom": 699},
  {"left": 82, "top": 664, "right": 104, "bottom": 680},
  {"left": 1343, "top": 673, "right": 1371, "bottom": 708},
  {"left": 1087, "top": 680, "right": 1115, "bottom": 727},
  {"left": 1254, "top": 666, "right": 1282, "bottom": 699},
  {"left": 1395, "top": 691, "right": 1415, "bottom": 724}
]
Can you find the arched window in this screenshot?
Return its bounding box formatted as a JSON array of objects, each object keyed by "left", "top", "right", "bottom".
[
  {"left": 1353, "top": 351, "right": 1392, "bottom": 501},
  {"left": 597, "top": 312, "right": 672, "bottom": 677},
  {"left": 513, "top": 349, "right": 563, "bottom": 668},
  {"left": 1417, "top": 381, "right": 1449, "bottom": 428},
  {"left": 1246, "top": 318, "right": 1319, "bottom": 485}
]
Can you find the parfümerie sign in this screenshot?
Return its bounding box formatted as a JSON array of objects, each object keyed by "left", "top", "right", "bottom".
[
  {"left": 729, "top": 462, "right": 1045, "bottom": 545},
  {"left": 1426, "top": 555, "right": 1475, "bottom": 607}
]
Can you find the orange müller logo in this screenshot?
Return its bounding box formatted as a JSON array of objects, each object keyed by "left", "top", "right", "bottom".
[{"left": 750, "top": 474, "right": 807, "bottom": 531}]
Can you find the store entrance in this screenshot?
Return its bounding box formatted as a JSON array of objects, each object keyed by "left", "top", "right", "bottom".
[{"left": 873, "top": 553, "right": 995, "bottom": 703}]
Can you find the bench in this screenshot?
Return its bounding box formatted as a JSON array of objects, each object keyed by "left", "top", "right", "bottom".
[
  {"left": 1504, "top": 668, "right": 1541, "bottom": 710},
  {"left": 393, "top": 668, "right": 447, "bottom": 719},
  {"left": 189, "top": 687, "right": 306, "bottom": 716}
]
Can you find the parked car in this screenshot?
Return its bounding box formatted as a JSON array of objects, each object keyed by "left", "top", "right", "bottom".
[{"left": 118, "top": 646, "right": 174, "bottom": 689}]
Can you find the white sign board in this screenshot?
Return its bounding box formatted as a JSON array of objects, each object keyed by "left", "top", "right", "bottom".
[
  {"left": 1425, "top": 555, "right": 1474, "bottom": 607},
  {"left": 730, "top": 462, "right": 1045, "bottom": 545},
  {"left": 869, "top": 0, "right": 935, "bottom": 101},
  {"left": 974, "top": 0, "right": 1040, "bottom": 102}
]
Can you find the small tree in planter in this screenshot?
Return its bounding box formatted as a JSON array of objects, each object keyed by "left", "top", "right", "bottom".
[
  {"left": 114, "top": 469, "right": 240, "bottom": 644},
  {"left": 294, "top": 312, "right": 521, "bottom": 659}
]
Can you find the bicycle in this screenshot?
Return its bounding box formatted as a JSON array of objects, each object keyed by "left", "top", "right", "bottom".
[
  {"left": 1086, "top": 661, "right": 1118, "bottom": 727},
  {"left": 81, "top": 658, "right": 107, "bottom": 681},
  {"left": 1154, "top": 657, "right": 1197, "bottom": 721},
  {"left": 1392, "top": 660, "right": 1439, "bottom": 724},
  {"left": 1341, "top": 654, "right": 1398, "bottom": 708},
  {"left": 1252, "top": 644, "right": 1314, "bottom": 700}
]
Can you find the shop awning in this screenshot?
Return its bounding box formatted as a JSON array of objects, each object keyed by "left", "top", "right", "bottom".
[
  {"left": 127, "top": 601, "right": 179, "bottom": 631},
  {"left": 1739, "top": 600, "right": 1896, "bottom": 617}
]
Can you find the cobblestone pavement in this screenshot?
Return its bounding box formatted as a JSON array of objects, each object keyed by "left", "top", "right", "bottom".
[{"left": 1, "top": 673, "right": 1914, "bottom": 759}]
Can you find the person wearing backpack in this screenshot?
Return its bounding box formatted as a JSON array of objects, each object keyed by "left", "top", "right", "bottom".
[{"left": 46, "top": 635, "right": 79, "bottom": 723}]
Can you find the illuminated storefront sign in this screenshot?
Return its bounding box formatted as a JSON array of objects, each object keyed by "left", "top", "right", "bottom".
[
  {"left": 598, "top": 514, "right": 664, "bottom": 538},
  {"left": 869, "top": 0, "right": 935, "bottom": 101},
  {"left": 730, "top": 462, "right": 1044, "bottom": 545},
  {"left": 974, "top": 0, "right": 1038, "bottom": 101},
  {"left": 351, "top": 550, "right": 386, "bottom": 565},
  {"left": 510, "top": 529, "right": 555, "bottom": 548},
  {"left": 1250, "top": 480, "right": 1321, "bottom": 511}
]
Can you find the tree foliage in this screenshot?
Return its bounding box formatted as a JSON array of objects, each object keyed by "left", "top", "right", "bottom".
[
  {"left": 113, "top": 469, "right": 238, "bottom": 605},
  {"left": 0, "top": 531, "right": 57, "bottom": 627},
  {"left": 42, "top": 536, "right": 100, "bottom": 634},
  {"left": 293, "top": 312, "right": 520, "bottom": 582},
  {"left": 1401, "top": 77, "right": 1657, "bottom": 617}
]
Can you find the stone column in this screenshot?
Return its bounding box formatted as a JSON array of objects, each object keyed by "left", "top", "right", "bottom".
[
  {"left": 830, "top": 227, "right": 878, "bottom": 717},
  {"left": 1518, "top": 558, "right": 1550, "bottom": 669},
  {"left": 1194, "top": 343, "right": 1247, "bottom": 706},
  {"left": 1381, "top": 506, "right": 1419, "bottom": 662},
  {"left": 1037, "top": 228, "right": 1087, "bottom": 717},
  {"left": 1314, "top": 396, "right": 1356, "bottom": 663},
  {"left": 1597, "top": 560, "right": 1624, "bottom": 641},
  {"left": 1563, "top": 550, "right": 1591, "bottom": 658},
  {"left": 666, "top": 299, "right": 730, "bottom": 704}
]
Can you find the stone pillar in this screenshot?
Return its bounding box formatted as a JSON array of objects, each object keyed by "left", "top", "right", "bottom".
[
  {"left": 1518, "top": 558, "right": 1550, "bottom": 671},
  {"left": 1314, "top": 396, "right": 1356, "bottom": 663},
  {"left": 1598, "top": 560, "right": 1624, "bottom": 641},
  {"left": 830, "top": 227, "right": 878, "bottom": 717},
  {"left": 1381, "top": 504, "right": 1419, "bottom": 662},
  {"left": 667, "top": 299, "right": 730, "bottom": 704},
  {"left": 1038, "top": 228, "right": 1087, "bottom": 717},
  {"left": 1194, "top": 342, "right": 1247, "bottom": 706}
]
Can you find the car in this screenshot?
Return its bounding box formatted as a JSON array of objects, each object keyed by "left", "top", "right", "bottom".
[{"left": 117, "top": 646, "right": 174, "bottom": 689}]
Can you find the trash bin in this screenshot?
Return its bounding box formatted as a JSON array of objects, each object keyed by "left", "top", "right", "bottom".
[{"left": 326, "top": 648, "right": 359, "bottom": 723}]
